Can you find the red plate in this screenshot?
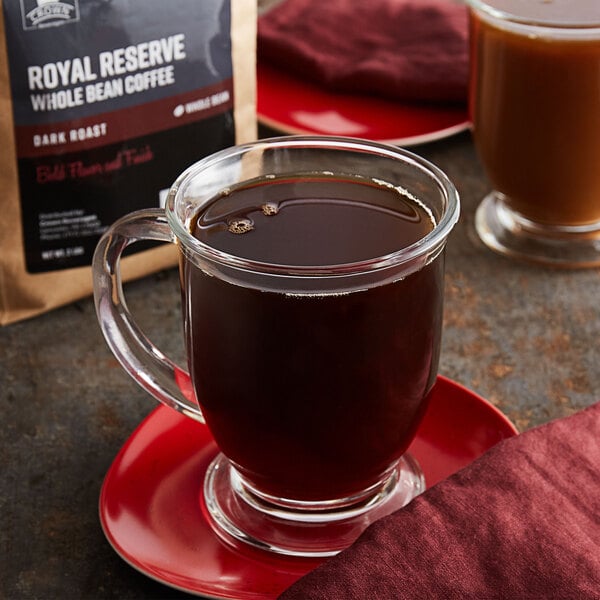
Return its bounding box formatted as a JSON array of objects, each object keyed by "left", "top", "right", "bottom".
[
  {"left": 99, "top": 375, "right": 517, "bottom": 599},
  {"left": 257, "top": 62, "right": 470, "bottom": 146}
]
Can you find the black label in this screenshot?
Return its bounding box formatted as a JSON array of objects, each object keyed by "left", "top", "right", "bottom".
[{"left": 3, "top": 0, "right": 236, "bottom": 272}]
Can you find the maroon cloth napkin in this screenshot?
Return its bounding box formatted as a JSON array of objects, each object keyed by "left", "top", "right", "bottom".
[
  {"left": 258, "top": 0, "right": 468, "bottom": 104},
  {"left": 279, "top": 402, "right": 600, "bottom": 599}
]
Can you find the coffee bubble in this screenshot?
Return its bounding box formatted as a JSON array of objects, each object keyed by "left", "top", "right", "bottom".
[
  {"left": 227, "top": 218, "right": 254, "bottom": 234},
  {"left": 261, "top": 202, "right": 279, "bottom": 216}
]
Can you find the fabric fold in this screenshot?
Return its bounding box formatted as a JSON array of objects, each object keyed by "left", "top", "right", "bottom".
[
  {"left": 258, "top": 0, "right": 469, "bottom": 104},
  {"left": 279, "top": 402, "right": 600, "bottom": 599}
]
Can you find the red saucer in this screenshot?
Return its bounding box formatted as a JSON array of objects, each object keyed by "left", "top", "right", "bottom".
[
  {"left": 257, "top": 62, "right": 470, "bottom": 146},
  {"left": 100, "top": 375, "right": 517, "bottom": 598}
]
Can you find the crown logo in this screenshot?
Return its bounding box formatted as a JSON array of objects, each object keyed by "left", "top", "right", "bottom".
[{"left": 22, "top": 0, "right": 80, "bottom": 29}]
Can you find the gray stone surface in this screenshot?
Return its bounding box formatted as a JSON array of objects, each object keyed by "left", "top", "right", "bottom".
[{"left": 1, "top": 130, "right": 599, "bottom": 598}]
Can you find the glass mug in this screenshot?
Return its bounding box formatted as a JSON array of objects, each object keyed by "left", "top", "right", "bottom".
[
  {"left": 468, "top": 0, "right": 600, "bottom": 267},
  {"left": 93, "top": 136, "right": 460, "bottom": 557}
]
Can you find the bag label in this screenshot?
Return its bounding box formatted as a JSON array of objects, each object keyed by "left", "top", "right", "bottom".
[{"left": 3, "top": 0, "right": 236, "bottom": 272}]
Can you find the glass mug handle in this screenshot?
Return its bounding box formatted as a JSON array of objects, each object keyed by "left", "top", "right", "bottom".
[{"left": 92, "top": 208, "right": 205, "bottom": 423}]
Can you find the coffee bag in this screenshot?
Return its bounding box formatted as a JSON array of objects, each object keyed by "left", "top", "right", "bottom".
[{"left": 0, "top": 0, "right": 256, "bottom": 325}]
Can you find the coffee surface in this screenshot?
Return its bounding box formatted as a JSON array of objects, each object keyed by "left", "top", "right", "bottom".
[
  {"left": 192, "top": 176, "right": 434, "bottom": 266},
  {"left": 473, "top": 0, "right": 600, "bottom": 25}
]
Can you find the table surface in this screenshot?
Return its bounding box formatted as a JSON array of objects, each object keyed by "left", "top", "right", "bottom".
[{"left": 2, "top": 128, "right": 599, "bottom": 599}]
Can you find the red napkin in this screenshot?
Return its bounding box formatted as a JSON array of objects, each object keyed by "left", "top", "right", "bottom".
[
  {"left": 258, "top": 0, "right": 469, "bottom": 105},
  {"left": 279, "top": 401, "right": 600, "bottom": 599}
]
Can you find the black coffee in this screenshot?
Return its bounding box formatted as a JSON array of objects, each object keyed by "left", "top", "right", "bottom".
[{"left": 183, "top": 175, "right": 442, "bottom": 501}]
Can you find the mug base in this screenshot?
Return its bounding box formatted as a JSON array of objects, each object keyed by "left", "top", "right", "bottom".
[
  {"left": 475, "top": 192, "right": 600, "bottom": 268},
  {"left": 201, "top": 452, "right": 425, "bottom": 557}
]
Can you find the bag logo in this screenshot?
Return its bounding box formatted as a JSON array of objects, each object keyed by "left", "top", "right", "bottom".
[{"left": 21, "top": 0, "right": 80, "bottom": 30}]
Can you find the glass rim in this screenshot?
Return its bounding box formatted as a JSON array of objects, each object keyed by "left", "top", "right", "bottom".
[
  {"left": 467, "top": 0, "right": 600, "bottom": 32},
  {"left": 166, "top": 135, "right": 460, "bottom": 278}
]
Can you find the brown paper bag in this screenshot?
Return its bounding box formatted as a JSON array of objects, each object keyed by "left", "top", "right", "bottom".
[{"left": 0, "top": 0, "right": 256, "bottom": 325}]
